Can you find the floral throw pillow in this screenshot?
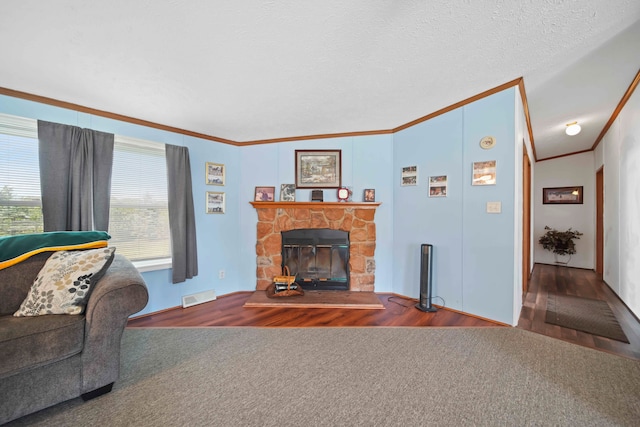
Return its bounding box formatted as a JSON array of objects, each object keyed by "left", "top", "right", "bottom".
[{"left": 14, "top": 247, "right": 116, "bottom": 316}]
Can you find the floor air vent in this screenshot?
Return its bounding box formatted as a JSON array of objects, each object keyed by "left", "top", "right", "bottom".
[{"left": 182, "top": 290, "right": 216, "bottom": 308}]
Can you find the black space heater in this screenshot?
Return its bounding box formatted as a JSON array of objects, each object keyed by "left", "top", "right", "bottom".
[{"left": 416, "top": 244, "right": 437, "bottom": 312}]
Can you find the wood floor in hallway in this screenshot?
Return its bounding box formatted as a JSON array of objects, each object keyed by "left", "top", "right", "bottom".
[{"left": 518, "top": 263, "right": 640, "bottom": 360}]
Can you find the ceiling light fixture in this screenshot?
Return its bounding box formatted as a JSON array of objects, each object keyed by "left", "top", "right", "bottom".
[{"left": 565, "top": 121, "right": 581, "bottom": 136}]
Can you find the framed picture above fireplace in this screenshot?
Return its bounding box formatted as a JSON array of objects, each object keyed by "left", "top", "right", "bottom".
[{"left": 295, "top": 149, "right": 342, "bottom": 189}]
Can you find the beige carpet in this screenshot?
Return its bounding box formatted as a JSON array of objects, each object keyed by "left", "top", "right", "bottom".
[{"left": 8, "top": 327, "right": 640, "bottom": 426}]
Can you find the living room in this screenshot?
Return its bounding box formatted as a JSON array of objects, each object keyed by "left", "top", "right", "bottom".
[
  {"left": 3, "top": 75, "right": 639, "bottom": 328},
  {"left": 1, "top": 2, "right": 639, "bottom": 424},
  {"left": 1, "top": 2, "right": 639, "bottom": 326}
]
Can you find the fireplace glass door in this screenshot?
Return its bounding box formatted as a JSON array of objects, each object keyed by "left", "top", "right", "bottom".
[{"left": 282, "top": 229, "right": 349, "bottom": 290}]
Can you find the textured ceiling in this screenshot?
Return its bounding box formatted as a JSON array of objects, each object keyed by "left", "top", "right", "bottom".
[{"left": 1, "top": 1, "right": 639, "bottom": 160}]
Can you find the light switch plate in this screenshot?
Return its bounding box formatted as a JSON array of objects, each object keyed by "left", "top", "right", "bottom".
[{"left": 486, "top": 201, "right": 501, "bottom": 213}]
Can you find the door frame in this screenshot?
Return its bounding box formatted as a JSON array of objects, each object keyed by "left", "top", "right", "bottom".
[
  {"left": 522, "top": 142, "right": 532, "bottom": 295},
  {"left": 596, "top": 167, "right": 604, "bottom": 278}
]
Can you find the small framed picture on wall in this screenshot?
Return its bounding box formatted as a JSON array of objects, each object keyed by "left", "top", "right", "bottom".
[
  {"left": 205, "top": 162, "right": 225, "bottom": 185},
  {"left": 206, "top": 192, "right": 225, "bottom": 214},
  {"left": 401, "top": 166, "right": 418, "bottom": 186},
  {"left": 472, "top": 160, "right": 496, "bottom": 186},
  {"left": 429, "top": 175, "right": 448, "bottom": 197}
]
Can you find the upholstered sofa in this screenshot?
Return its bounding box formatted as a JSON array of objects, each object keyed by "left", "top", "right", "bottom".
[{"left": 0, "top": 246, "right": 148, "bottom": 424}]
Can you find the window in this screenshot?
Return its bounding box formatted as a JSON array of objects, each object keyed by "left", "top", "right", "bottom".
[
  {"left": 109, "top": 136, "right": 171, "bottom": 262},
  {"left": 0, "top": 114, "right": 42, "bottom": 235},
  {"left": 0, "top": 113, "right": 171, "bottom": 266}
]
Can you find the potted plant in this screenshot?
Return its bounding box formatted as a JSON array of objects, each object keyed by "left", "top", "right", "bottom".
[{"left": 538, "top": 226, "right": 583, "bottom": 264}]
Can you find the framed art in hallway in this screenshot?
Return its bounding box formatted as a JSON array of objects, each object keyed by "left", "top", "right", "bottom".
[
  {"left": 205, "top": 162, "right": 225, "bottom": 185},
  {"left": 255, "top": 186, "right": 275, "bottom": 202},
  {"left": 543, "top": 186, "right": 583, "bottom": 204},
  {"left": 206, "top": 191, "right": 225, "bottom": 214},
  {"left": 295, "top": 149, "right": 341, "bottom": 188}
]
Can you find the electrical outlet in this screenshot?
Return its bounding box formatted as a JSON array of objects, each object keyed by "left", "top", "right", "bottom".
[{"left": 218, "top": 270, "right": 225, "bottom": 279}]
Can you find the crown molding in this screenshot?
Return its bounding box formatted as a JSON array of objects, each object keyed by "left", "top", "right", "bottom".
[
  {"left": 0, "top": 87, "right": 240, "bottom": 146},
  {"left": 591, "top": 68, "right": 640, "bottom": 152},
  {"left": 1, "top": 78, "right": 528, "bottom": 147}
]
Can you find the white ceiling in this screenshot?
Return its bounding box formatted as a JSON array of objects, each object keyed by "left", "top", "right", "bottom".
[{"left": 1, "top": 1, "right": 639, "bottom": 160}]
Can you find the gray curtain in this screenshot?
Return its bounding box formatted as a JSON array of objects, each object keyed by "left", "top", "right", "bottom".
[
  {"left": 38, "top": 121, "right": 114, "bottom": 231},
  {"left": 165, "top": 144, "right": 198, "bottom": 283}
]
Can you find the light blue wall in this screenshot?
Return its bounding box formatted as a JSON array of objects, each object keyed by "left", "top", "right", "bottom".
[
  {"left": 393, "top": 109, "right": 465, "bottom": 307},
  {"left": 392, "top": 88, "right": 517, "bottom": 324},
  {"left": 1, "top": 87, "right": 518, "bottom": 323},
  {"left": 461, "top": 89, "right": 516, "bottom": 323}
]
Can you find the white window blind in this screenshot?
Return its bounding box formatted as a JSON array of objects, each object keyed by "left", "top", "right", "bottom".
[
  {"left": 0, "top": 113, "right": 171, "bottom": 264},
  {"left": 0, "top": 114, "right": 42, "bottom": 235},
  {"left": 109, "top": 136, "right": 171, "bottom": 261}
]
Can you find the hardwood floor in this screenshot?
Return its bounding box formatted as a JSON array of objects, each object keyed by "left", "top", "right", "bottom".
[
  {"left": 518, "top": 263, "right": 640, "bottom": 360},
  {"left": 128, "top": 264, "right": 640, "bottom": 360},
  {"left": 127, "top": 292, "right": 502, "bottom": 328}
]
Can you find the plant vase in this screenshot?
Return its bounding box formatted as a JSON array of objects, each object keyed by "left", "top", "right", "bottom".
[
  {"left": 538, "top": 226, "right": 583, "bottom": 267},
  {"left": 554, "top": 253, "right": 571, "bottom": 265}
]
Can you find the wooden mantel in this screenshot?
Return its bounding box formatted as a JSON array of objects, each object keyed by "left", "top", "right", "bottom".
[{"left": 250, "top": 201, "right": 381, "bottom": 209}]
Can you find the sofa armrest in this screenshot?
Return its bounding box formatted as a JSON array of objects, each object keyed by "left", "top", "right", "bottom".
[{"left": 80, "top": 254, "right": 149, "bottom": 393}]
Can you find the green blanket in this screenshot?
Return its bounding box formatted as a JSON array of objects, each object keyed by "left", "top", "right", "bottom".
[{"left": 0, "top": 231, "right": 111, "bottom": 270}]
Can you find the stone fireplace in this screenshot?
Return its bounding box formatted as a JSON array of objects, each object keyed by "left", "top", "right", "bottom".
[{"left": 250, "top": 202, "right": 380, "bottom": 292}]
